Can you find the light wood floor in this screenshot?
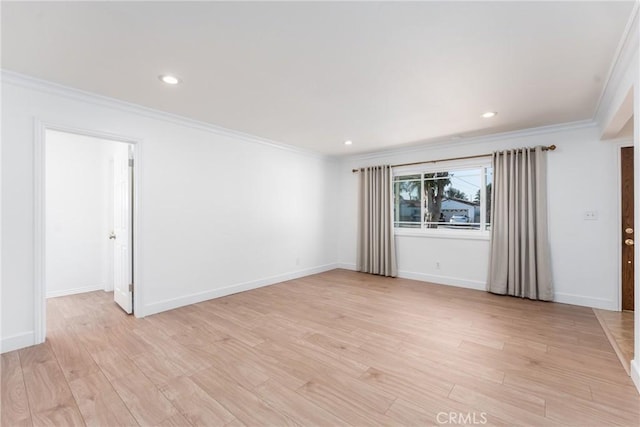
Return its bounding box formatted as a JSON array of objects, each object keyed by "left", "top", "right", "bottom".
[
  {"left": 594, "top": 309, "right": 635, "bottom": 375},
  {"left": 2, "top": 269, "right": 640, "bottom": 426}
]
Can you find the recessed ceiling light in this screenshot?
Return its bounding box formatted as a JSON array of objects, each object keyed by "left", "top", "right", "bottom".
[
  {"left": 481, "top": 111, "right": 497, "bottom": 118},
  {"left": 344, "top": 140, "right": 353, "bottom": 145},
  {"left": 159, "top": 74, "right": 181, "bottom": 85}
]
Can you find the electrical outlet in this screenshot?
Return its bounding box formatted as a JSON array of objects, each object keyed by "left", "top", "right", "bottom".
[
  {"left": 584, "top": 211, "right": 598, "bottom": 221},
  {"left": 436, "top": 261, "right": 441, "bottom": 269}
]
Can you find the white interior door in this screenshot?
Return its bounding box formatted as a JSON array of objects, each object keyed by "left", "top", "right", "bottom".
[{"left": 113, "top": 144, "right": 133, "bottom": 313}]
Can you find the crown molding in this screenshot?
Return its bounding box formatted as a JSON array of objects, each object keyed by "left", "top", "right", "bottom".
[
  {"left": 0, "top": 58, "right": 617, "bottom": 165},
  {"left": 342, "top": 119, "right": 597, "bottom": 162},
  {"left": 1, "top": 70, "right": 332, "bottom": 161},
  {"left": 593, "top": 2, "right": 639, "bottom": 129}
]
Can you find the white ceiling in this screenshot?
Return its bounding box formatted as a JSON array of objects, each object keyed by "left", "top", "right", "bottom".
[{"left": 1, "top": 1, "right": 635, "bottom": 155}]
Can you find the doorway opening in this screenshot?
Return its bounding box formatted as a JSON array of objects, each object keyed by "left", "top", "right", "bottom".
[
  {"left": 595, "top": 140, "right": 635, "bottom": 375},
  {"left": 35, "top": 124, "right": 141, "bottom": 345}
]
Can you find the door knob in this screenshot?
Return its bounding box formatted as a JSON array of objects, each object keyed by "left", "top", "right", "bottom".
[
  {"left": 625, "top": 238, "right": 634, "bottom": 246},
  {"left": 626, "top": 227, "right": 634, "bottom": 234},
  {"left": 109, "top": 232, "right": 116, "bottom": 240}
]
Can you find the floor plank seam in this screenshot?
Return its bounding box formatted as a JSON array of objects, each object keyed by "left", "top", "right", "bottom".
[
  {"left": 15, "top": 349, "right": 34, "bottom": 426},
  {"left": 78, "top": 328, "right": 143, "bottom": 426},
  {"left": 48, "top": 341, "right": 87, "bottom": 426},
  {"left": 47, "top": 340, "right": 83, "bottom": 426}
]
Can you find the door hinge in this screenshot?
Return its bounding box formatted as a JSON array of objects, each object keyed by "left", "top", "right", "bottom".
[
  {"left": 128, "top": 158, "right": 134, "bottom": 167},
  {"left": 129, "top": 283, "right": 133, "bottom": 293}
]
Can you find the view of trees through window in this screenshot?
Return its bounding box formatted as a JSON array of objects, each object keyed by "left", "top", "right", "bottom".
[{"left": 393, "top": 166, "right": 492, "bottom": 231}]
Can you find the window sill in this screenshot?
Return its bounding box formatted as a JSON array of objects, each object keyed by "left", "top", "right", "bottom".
[{"left": 394, "top": 228, "right": 491, "bottom": 241}]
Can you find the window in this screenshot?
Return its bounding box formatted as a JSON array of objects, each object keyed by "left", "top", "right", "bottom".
[{"left": 393, "top": 163, "right": 493, "bottom": 233}]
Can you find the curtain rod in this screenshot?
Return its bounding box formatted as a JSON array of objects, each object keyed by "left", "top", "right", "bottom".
[{"left": 351, "top": 145, "right": 556, "bottom": 173}]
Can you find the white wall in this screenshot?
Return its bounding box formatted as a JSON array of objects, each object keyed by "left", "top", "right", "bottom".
[
  {"left": 45, "top": 130, "right": 118, "bottom": 298},
  {"left": 0, "top": 72, "right": 633, "bottom": 354},
  {"left": 338, "top": 124, "right": 628, "bottom": 310},
  {"left": 1, "top": 74, "right": 339, "bottom": 352}
]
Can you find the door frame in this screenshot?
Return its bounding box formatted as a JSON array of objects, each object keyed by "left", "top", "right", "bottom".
[
  {"left": 34, "top": 120, "right": 144, "bottom": 345},
  {"left": 616, "top": 138, "right": 635, "bottom": 311}
]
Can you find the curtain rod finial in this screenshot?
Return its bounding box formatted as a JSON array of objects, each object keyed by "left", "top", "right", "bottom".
[{"left": 548, "top": 145, "right": 556, "bottom": 151}]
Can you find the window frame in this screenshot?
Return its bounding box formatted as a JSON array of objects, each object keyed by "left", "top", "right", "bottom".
[{"left": 392, "top": 157, "right": 492, "bottom": 240}]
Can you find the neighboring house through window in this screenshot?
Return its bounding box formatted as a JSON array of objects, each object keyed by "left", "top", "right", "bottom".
[{"left": 393, "top": 159, "right": 492, "bottom": 235}]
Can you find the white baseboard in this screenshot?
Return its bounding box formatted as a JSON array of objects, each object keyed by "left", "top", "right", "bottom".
[
  {"left": 553, "top": 292, "right": 616, "bottom": 310},
  {"left": 336, "top": 263, "right": 357, "bottom": 271},
  {"left": 398, "top": 270, "right": 486, "bottom": 291},
  {"left": 336, "top": 263, "right": 485, "bottom": 291},
  {"left": 143, "top": 263, "right": 339, "bottom": 317},
  {"left": 1, "top": 332, "right": 34, "bottom": 354},
  {"left": 46, "top": 284, "right": 105, "bottom": 299},
  {"left": 337, "top": 263, "right": 618, "bottom": 310},
  {"left": 631, "top": 359, "right": 640, "bottom": 394}
]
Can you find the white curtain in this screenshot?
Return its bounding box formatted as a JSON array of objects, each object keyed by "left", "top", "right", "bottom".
[
  {"left": 357, "top": 165, "right": 398, "bottom": 277},
  {"left": 487, "top": 146, "right": 553, "bottom": 300}
]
